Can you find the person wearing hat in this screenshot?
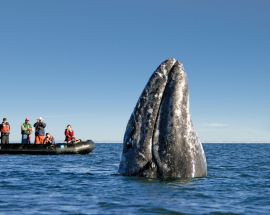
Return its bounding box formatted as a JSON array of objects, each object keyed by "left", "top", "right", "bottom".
[
  {"left": 33, "top": 117, "right": 46, "bottom": 144},
  {"left": 21, "top": 117, "right": 32, "bottom": 144},
  {"left": 0, "top": 118, "right": 11, "bottom": 144}
]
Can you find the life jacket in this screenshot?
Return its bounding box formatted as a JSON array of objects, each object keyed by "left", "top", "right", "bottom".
[
  {"left": 65, "top": 129, "right": 74, "bottom": 142},
  {"left": 1, "top": 123, "right": 10, "bottom": 134}
]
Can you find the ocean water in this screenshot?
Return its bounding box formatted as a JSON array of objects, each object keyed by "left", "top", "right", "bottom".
[{"left": 0, "top": 143, "right": 269, "bottom": 215}]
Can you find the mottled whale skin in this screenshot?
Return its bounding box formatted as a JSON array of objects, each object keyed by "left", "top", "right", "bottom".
[{"left": 118, "top": 58, "right": 207, "bottom": 179}]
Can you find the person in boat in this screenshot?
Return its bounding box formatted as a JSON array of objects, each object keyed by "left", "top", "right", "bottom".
[
  {"left": 43, "top": 133, "right": 55, "bottom": 144},
  {"left": 65, "top": 124, "right": 77, "bottom": 143},
  {"left": 0, "top": 118, "right": 11, "bottom": 144},
  {"left": 21, "top": 117, "right": 32, "bottom": 144},
  {"left": 33, "top": 117, "right": 46, "bottom": 144}
]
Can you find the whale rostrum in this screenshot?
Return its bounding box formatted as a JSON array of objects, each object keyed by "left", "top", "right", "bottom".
[{"left": 118, "top": 58, "right": 207, "bottom": 179}]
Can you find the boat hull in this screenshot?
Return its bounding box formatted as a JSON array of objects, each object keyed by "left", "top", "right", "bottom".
[{"left": 0, "top": 140, "right": 95, "bottom": 155}]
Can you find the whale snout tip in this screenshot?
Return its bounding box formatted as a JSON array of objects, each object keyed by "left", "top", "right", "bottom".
[
  {"left": 161, "top": 58, "right": 177, "bottom": 72},
  {"left": 165, "top": 58, "right": 184, "bottom": 69},
  {"left": 167, "top": 57, "right": 177, "bottom": 64},
  {"left": 174, "top": 60, "right": 185, "bottom": 71}
]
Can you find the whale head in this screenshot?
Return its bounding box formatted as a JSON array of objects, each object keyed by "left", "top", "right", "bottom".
[{"left": 118, "top": 58, "right": 207, "bottom": 179}]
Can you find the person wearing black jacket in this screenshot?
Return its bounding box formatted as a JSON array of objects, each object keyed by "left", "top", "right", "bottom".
[{"left": 33, "top": 117, "right": 46, "bottom": 144}]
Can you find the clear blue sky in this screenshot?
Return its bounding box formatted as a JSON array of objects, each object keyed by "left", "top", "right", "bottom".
[{"left": 1, "top": 0, "right": 269, "bottom": 143}]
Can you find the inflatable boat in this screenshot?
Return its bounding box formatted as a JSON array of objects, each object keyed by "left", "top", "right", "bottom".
[{"left": 0, "top": 140, "right": 95, "bottom": 155}]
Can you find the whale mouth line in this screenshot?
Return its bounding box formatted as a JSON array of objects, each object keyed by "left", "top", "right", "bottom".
[{"left": 126, "top": 58, "right": 178, "bottom": 146}]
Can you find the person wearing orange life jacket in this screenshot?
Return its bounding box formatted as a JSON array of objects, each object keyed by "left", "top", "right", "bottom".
[{"left": 0, "top": 118, "right": 10, "bottom": 144}]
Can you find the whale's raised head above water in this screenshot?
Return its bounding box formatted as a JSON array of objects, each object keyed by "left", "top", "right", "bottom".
[{"left": 118, "top": 58, "right": 207, "bottom": 179}]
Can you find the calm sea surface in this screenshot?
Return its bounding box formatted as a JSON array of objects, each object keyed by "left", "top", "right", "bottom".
[{"left": 0, "top": 144, "right": 269, "bottom": 215}]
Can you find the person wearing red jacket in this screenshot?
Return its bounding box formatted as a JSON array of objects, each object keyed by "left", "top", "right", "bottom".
[{"left": 65, "top": 125, "right": 74, "bottom": 143}]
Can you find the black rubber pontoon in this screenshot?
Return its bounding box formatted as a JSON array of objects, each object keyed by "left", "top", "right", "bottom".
[{"left": 0, "top": 140, "right": 95, "bottom": 155}]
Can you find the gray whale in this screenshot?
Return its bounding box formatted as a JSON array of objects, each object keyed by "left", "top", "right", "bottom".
[{"left": 118, "top": 58, "right": 207, "bottom": 179}]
